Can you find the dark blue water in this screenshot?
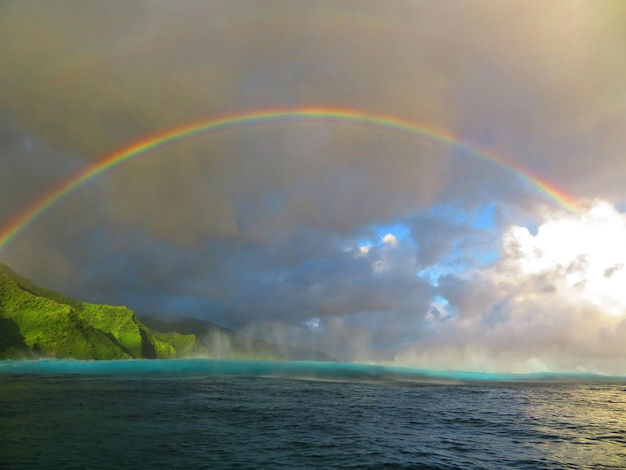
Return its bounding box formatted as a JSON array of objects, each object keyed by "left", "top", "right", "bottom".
[{"left": 1, "top": 360, "right": 626, "bottom": 469}]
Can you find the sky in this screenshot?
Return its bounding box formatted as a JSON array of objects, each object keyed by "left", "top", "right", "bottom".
[{"left": 1, "top": 0, "right": 626, "bottom": 373}]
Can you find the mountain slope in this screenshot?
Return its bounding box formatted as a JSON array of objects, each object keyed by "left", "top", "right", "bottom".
[
  {"left": 0, "top": 266, "right": 199, "bottom": 360},
  {"left": 0, "top": 263, "right": 333, "bottom": 362}
]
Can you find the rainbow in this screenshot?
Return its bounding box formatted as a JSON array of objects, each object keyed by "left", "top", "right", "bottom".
[{"left": 0, "top": 107, "right": 578, "bottom": 253}]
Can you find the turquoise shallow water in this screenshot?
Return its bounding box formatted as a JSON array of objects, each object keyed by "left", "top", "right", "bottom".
[
  {"left": 2, "top": 358, "right": 625, "bottom": 383},
  {"left": 1, "top": 359, "right": 626, "bottom": 469}
]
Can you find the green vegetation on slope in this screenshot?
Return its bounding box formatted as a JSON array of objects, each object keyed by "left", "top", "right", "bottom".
[
  {"left": 0, "top": 263, "right": 82, "bottom": 309},
  {"left": 0, "top": 265, "right": 200, "bottom": 360},
  {"left": 0, "top": 263, "right": 334, "bottom": 362},
  {"left": 0, "top": 274, "right": 130, "bottom": 359}
]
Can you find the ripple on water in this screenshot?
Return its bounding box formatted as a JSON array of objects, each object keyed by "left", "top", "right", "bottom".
[{"left": 1, "top": 364, "right": 626, "bottom": 469}]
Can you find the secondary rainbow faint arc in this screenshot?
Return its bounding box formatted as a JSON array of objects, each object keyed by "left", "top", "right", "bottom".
[{"left": 0, "top": 107, "right": 578, "bottom": 253}]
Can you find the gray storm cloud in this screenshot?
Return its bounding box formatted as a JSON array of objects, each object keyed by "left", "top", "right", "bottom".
[{"left": 1, "top": 0, "right": 626, "bottom": 369}]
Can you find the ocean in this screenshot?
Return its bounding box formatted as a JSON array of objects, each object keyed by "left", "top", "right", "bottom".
[{"left": 1, "top": 359, "right": 625, "bottom": 469}]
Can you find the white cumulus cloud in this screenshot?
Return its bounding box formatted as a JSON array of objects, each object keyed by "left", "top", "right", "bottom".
[{"left": 396, "top": 200, "right": 626, "bottom": 374}]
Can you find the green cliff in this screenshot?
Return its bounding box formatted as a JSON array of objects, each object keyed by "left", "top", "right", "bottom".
[
  {"left": 0, "top": 264, "right": 334, "bottom": 362},
  {"left": 0, "top": 265, "right": 200, "bottom": 360}
]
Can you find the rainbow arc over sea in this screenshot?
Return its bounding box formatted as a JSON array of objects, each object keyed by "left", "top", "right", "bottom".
[{"left": 0, "top": 107, "right": 578, "bottom": 253}]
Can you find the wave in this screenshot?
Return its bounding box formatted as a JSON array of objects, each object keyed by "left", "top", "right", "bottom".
[{"left": 1, "top": 359, "right": 625, "bottom": 384}]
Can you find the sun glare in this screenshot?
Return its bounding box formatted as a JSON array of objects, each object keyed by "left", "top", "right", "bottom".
[{"left": 505, "top": 201, "right": 626, "bottom": 317}]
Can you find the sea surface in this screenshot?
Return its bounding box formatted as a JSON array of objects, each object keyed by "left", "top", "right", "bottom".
[{"left": 1, "top": 359, "right": 626, "bottom": 469}]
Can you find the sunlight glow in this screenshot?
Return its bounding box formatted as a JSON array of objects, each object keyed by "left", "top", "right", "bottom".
[{"left": 505, "top": 200, "right": 626, "bottom": 317}]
